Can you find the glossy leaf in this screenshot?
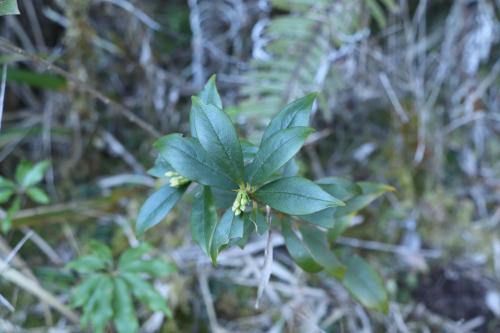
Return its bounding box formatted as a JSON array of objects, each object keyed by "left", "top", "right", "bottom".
[
  {"left": 316, "top": 177, "right": 362, "bottom": 201},
  {"left": 190, "top": 97, "right": 244, "bottom": 182},
  {"left": 341, "top": 254, "right": 389, "bottom": 313},
  {"left": 155, "top": 134, "right": 237, "bottom": 190},
  {"left": 190, "top": 187, "right": 218, "bottom": 256},
  {"left": 122, "top": 272, "right": 171, "bottom": 317},
  {"left": 113, "top": 278, "right": 139, "bottom": 333},
  {"left": 334, "top": 182, "right": 394, "bottom": 218},
  {"left": 147, "top": 156, "right": 173, "bottom": 178},
  {"left": 300, "top": 225, "right": 345, "bottom": 278},
  {"left": 210, "top": 209, "right": 244, "bottom": 264},
  {"left": 136, "top": 184, "right": 187, "bottom": 233},
  {"left": 246, "top": 127, "right": 313, "bottom": 185},
  {"left": 254, "top": 176, "right": 344, "bottom": 215},
  {"left": 199, "top": 75, "right": 223, "bottom": 109},
  {"left": 262, "top": 93, "right": 317, "bottom": 141},
  {"left": 282, "top": 221, "right": 322, "bottom": 273},
  {"left": 26, "top": 187, "right": 50, "bottom": 204}
]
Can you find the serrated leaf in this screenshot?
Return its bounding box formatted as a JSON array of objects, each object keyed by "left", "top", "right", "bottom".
[
  {"left": 81, "top": 275, "right": 113, "bottom": 333},
  {"left": 341, "top": 254, "right": 389, "bottom": 313},
  {"left": 209, "top": 209, "right": 243, "bottom": 264},
  {"left": 26, "top": 186, "right": 50, "bottom": 204},
  {"left": 254, "top": 176, "right": 344, "bottom": 215},
  {"left": 334, "top": 182, "right": 393, "bottom": 218},
  {"left": 0, "top": 0, "right": 20, "bottom": 16},
  {"left": 190, "top": 97, "right": 244, "bottom": 182},
  {"left": 300, "top": 225, "right": 345, "bottom": 279},
  {"left": 262, "top": 93, "right": 317, "bottom": 141},
  {"left": 113, "top": 278, "right": 139, "bottom": 333},
  {"left": 155, "top": 134, "right": 237, "bottom": 190},
  {"left": 70, "top": 274, "right": 103, "bottom": 308},
  {"left": 15, "top": 160, "right": 49, "bottom": 188},
  {"left": 246, "top": 127, "right": 313, "bottom": 185},
  {"left": 121, "top": 272, "right": 171, "bottom": 317},
  {"left": 67, "top": 255, "right": 109, "bottom": 273},
  {"left": 136, "top": 184, "right": 187, "bottom": 233},
  {"left": 190, "top": 187, "right": 218, "bottom": 256},
  {"left": 282, "top": 221, "right": 322, "bottom": 273},
  {"left": 120, "top": 259, "right": 176, "bottom": 278},
  {"left": 118, "top": 243, "right": 153, "bottom": 268}
]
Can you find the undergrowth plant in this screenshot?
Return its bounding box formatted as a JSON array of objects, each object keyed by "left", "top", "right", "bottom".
[
  {"left": 67, "top": 242, "right": 174, "bottom": 333},
  {"left": 0, "top": 160, "right": 50, "bottom": 232},
  {"left": 138, "top": 76, "right": 393, "bottom": 312}
]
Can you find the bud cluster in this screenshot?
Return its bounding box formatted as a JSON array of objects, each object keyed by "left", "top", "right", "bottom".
[
  {"left": 165, "top": 171, "right": 190, "bottom": 188},
  {"left": 232, "top": 188, "right": 250, "bottom": 216}
]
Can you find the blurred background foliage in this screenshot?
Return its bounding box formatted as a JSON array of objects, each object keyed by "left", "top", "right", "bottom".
[{"left": 0, "top": 0, "right": 499, "bottom": 332}]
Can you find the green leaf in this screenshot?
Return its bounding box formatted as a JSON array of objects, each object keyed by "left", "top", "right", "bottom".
[
  {"left": 3, "top": 68, "right": 66, "bottom": 90},
  {"left": 0, "top": 188, "right": 14, "bottom": 204},
  {"left": 212, "top": 187, "right": 237, "bottom": 209},
  {"left": 136, "top": 184, "right": 187, "bottom": 233},
  {"left": 67, "top": 255, "right": 109, "bottom": 273},
  {"left": 89, "top": 241, "right": 113, "bottom": 264},
  {"left": 121, "top": 272, "right": 171, "bottom": 317},
  {"left": 297, "top": 207, "right": 336, "bottom": 228},
  {"left": 113, "top": 278, "right": 139, "bottom": 333},
  {"left": 190, "top": 187, "right": 218, "bottom": 256},
  {"left": 147, "top": 156, "right": 173, "bottom": 178},
  {"left": 246, "top": 127, "right": 313, "bottom": 185},
  {"left": 209, "top": 209, "right": 244, "bottom": 264},
  {"left": 316, "top": 177, "right": 362, "bottom": 201},
  {"left": 70, "top": 274, "right": 103, "bottom": 308},
  {"left": 254, "top": 176, "right": 344, "bottom": 215},
  {"left": 240, "top": 139, "right": 259, "bottom": 163},
  {"left": 118, "top": 243, "right": 153, "bottom": 267},
  {"left": 26, "top": 187, "right": 50, "bottom": 204},
  {"left": 300, "top": 225, "right": 345, "bottom": 279},
  {"left": 334, "top": 182, "right": 393, "bottom": 218},
  {"left": 282, "top": 221, "right": 322, "bottom": 273},
  {"left": 0, "top": 176, "right": 16, "bottom": 188},
  {"left": 2, "top": 196, "right": 20, "bottom": 233},
  {"left": 120, "top": 259, "right": 176, "bottom": 278},
  {"left": 262, "top": 93, "right": 316, "bottom": 141},
  {"left": 199, "top": 74, "right": 222, "bottom": 109},
  {"left": 328, "top": 216, "right": 352, "bottom": 242},
  {"left": 190, "top": 97, "right": 244, "bottom": 182},
  {"left": 341, "top": 254, "right": 389, "bottom": 313},
  {"left": 80, "top": 275, "right": 114, "bottom": 333},
  {"left": 155, "top": 134, "right": 237, "bottom": 190},
  {"left": 15, "top": 160, "right": 49, "bottom": 188},
  {"left": 0, "top": 0, "right": 20, "bottom": 16}
]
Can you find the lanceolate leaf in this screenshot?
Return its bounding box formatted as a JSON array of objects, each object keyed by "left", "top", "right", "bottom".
[
  {"left": 121, "top": 272, "right": 171, "bottom": 317},
  {"left": 334, "top": 182, "right": 394, "bottom": 218},
  {"left": 341, "top": 254, "right": 389, "bottom": 313},
  {"left": 26, "top": 187, "right": 50, "bottom": 204},
  {"left": 254, "top": 176, "right": 344, "bottom": 215},
  {"left": 210, "top": 208, "right": 243, "bottom": 264},
  {"left": 282, "top": 221, "right": 322, "bottom": 273},
  {"left": 199, "top": 74, "right": 223, "bottom": 109},
  {"left": 246, "top": 127, "right": 313, "bottom": 185},
  {"left": 120, "top": 259, "right": 176, "bottom": 278},
  {"left": 136, "top": 184, "right": 187, "bottom": 233},
  {"left": 190, "top": 97, "right": 244, "bottom": 182},
  {"left": 15, "top": 160, "right": 49, "bottom": 188},
  {"left": 81, "top": 275, "right": 114, "bottom": 333},
  {"left": 113, "top": 278, "right": 139, "bottom": 333},
  {"left": 190, "top": 187, "right": 218, "bottom": 256},
  {"left": 300, "top": 225, "right": 345, "bottom": 279},
  {"left": 155, "top": 134, "right": 237, "bottom": 190},
  {"left": 147, "top": 156, "right": 173, "bottom": 178},
  {"left": 316, "top": 177, "right": 362, "bottom": 201},
  {"left": 70, "top": 274, "right": 103, "bottom": 308},
  {"left": 118, "top": 243, "right": 152, "bottom": 268},
  {"left": 298, "top": 207, "right": 336, "bottom": 228},
  {"left": 262, "top": 93, "right": 317, "bottom": 141}
]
